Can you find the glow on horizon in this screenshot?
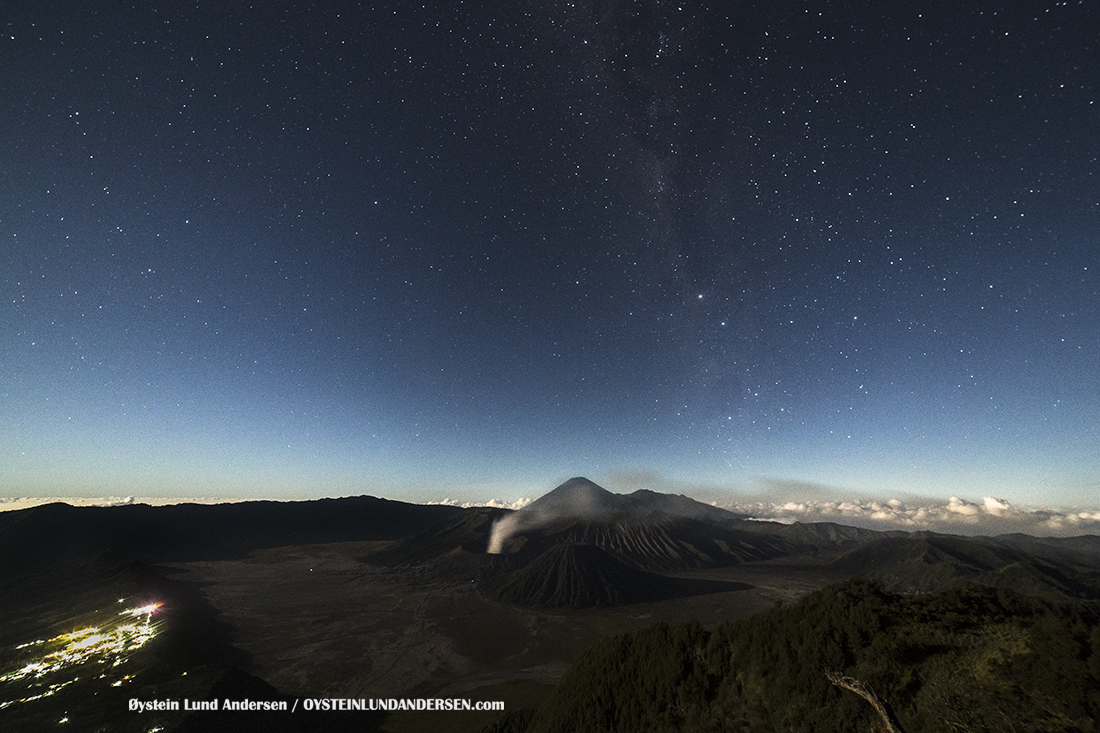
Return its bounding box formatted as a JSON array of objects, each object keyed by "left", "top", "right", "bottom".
[{"left": 3, "top": 484, "right": 1099, "bottom": 538}]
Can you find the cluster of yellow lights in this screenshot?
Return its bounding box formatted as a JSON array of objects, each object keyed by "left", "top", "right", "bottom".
[{"left": 0, "top": 602, "right": 162, "bottom": 710}]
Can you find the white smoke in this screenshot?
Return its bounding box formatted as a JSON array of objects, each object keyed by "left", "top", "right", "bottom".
[
  {"left": 422, "top": 497, "right": 541, "bottom": 553},
  {"left": 486, "top": 506, "right": 556, "bottom": 554},
  {"left": 487, "top": 513, "right": 520, "bottom": 554}
]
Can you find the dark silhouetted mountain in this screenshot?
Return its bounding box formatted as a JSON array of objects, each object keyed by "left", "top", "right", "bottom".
[
  {"left": 0, "top": 496, "right": 464, "bottom": 577},
  {"left": 833, "top": 534, "right": 1100, "bottom": 599},
  {"left": 487, "top": 478, "right": 790, "bottom": 572},
  {"left": 0, "top": 496, "right": 468, "bottom": 658},
  {"left": 763, "top": 520, "right": 895, "bottom": 550},
  {"left": 361, "top": 506, "right": 510, "bottom": 581},
  {"left": 621, "top": 488, "right": 747, "bottom": 522},
  {"left": 980, "top": 532, "right": 1100, "bottom": 567},
  {"left": 520, "top": 477, "right": 743, "bottom": 523},
  {"left": 521, "top": 477, "right": 623, "bottom": 517}
]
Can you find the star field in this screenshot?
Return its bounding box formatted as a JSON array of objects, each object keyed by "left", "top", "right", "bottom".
[{"left": 2, "top": 1, "right": 1098, "bottom": 509}]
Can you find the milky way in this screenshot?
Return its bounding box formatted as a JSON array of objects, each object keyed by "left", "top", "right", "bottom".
[{"left": 1, "top": 1, "right": 1097, "bottom": 509}]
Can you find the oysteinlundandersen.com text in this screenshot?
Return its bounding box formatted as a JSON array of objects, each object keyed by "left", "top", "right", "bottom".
[{"left": 304, "top": 698, "right": 504, "bottom": 711}]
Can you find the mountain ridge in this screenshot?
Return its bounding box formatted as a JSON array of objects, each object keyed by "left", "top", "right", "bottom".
[{"left": 519, "top": 477, "right": 744, "bottom": 523}]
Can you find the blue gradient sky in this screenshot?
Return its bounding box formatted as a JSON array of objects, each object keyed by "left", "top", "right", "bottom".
[{"left": 2, "top": 1, "right": 1098, "bottom": 511}]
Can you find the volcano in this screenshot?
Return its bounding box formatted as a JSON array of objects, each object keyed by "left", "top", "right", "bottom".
[
  {"left": 519, "top": 476, "right": 742, "bottom": 523},
  {"left": 480, "top": 543, "right": 681, "bottom": 608},
  {"left": 487, "top": 477, "right": 792, "bottom": 571}
]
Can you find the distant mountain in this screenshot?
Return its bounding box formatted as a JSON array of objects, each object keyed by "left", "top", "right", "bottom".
[
  {"left": 520, "top": 477, "right": 624, "bottom": 517},
  {"left": 476, "top": 478, "right": 1100, "bottom": 603},
  {"left": 832, "top": 534, "right": 1100, "bottom": 599},
  {"left": 359, "top": 497, "right": 791, "bottom": 583},
  {"left": 980, "top": 533, "right": 1100, "bottom": 567},
  {"left": 0, "top": 496, "right": 463, "bottom": 575},
  {"left": 361, "top": 506, "right": 504, "bottom": 576},
  {"left": 0, "top": 496, "right": 467, "bottom": 637},
  {"left": 520, "top": 477, "right": 743, "bottom": 523},
  {"left": 761, "top": 520, "right": 895, "bottom": 550},
  {"left": 487, "top": 477, "right": 786, "bottom": 571},
  {"left": 0, "top": 496, "right": 466, "bottom": 663}
]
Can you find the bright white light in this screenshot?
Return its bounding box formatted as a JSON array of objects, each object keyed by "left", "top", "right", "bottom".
[{"left": 0, "top": 602, "right": 164, "bottom": 709}]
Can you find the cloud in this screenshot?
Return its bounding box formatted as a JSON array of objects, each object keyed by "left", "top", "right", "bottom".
[
  {"left": 720, "top": 494, "right": 1100, "bottom": 537},
  {"left": 104, "top": 496, "right": 136, "bottom": 507},
  {"left": 424, "top": 497, "right": 532, "bottom": 511},
  {"left": 593, "top": 471, "right": 1099, "bottom": 536},
  {"left": 982, "top": 496, "right": 1012, "bottom": 516},
  {"left": 946, "top": 496, "right": 981, "bottom": 516},
  {"left": 0, "top": 496, "right": 241, "bottom": 512}
]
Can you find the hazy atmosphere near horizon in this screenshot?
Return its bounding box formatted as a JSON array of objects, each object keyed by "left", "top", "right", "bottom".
[{"left": 2, "top": 2, "right": 1098, "bottom": 532}]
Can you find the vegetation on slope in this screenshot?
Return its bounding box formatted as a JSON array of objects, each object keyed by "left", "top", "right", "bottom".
[
  {"left": 834, "top": 535, "right": 1100, "bottom": 599},
  {"left": 488, "top": 579, "right": 1100, "bottom": 732}
]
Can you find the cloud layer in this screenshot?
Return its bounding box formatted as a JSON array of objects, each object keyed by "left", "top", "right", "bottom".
[
  {"left": 722, "top": 495, "right": 1100, "bottom": 537},
  {"left": 5, "top": 493, "right": 1097, "bottom": 538},
  {"left": 601, "top": 471, "right": 1100, "bottom": 537},
  {"left": 426, "top": 497, "right": 533, "bottom": 511},
  {"left": 0, "top": 496, "right": 241, "bottom": 512}
]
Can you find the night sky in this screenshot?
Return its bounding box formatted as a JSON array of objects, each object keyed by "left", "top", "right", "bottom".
[{"left": 3, "top": 1, "right": 1098, "bottom": 513}]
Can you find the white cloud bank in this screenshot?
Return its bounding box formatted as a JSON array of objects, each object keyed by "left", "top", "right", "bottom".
[
  {"left": 0, "top": 496, "right": 242, "bottom": 512},
  {"left": 598, "top": 471, "right": 1100, "bottom": 537},
  {"left": 425, "top": 497, "right": 534, "bottom": 511},
  {"left": 721, "top": 495, "right": 1100, "bottom": 536}
]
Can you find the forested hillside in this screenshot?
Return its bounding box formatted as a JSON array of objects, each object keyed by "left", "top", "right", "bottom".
[{"left": 486, "top": 580, "right": 1100, "bottom": 732}]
